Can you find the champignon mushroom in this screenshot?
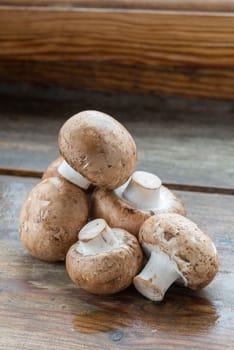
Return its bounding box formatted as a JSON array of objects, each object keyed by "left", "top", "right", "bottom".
[
  {"left": 66, "top": 218, "right": 143, "bottom": 294},
  {"left": 42, "top": 156, "right": 64, "bottom": 180},
  {"left": 42, "top": 157, "right": 95, "bottom": 197},
  {"left": 91, "top": 171, "right": 185, "bottom": 237},
  {"left": 19, "top": 176, "right": 89, "bottom": 261},
  {"left": 58, "top": 110, "right": 137, "bottom": 190},
  {"left": 133, "top": 213, "right": 219, "bottom": 301}
]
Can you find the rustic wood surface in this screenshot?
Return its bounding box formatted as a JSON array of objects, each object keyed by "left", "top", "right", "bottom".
[
  {"left": 1, "top": 5, "right": 234, "bottom": 99},
  {"left": 0, "top": 174, "right": 233, "bottom": 350},
  {"left": 3, "top": 0, "right": 234, "bottom": 11},
  {"left": 0, "top": 93, "right": 233, "bottom": 189},
  {"left": 0, "top": 88, "right": 234, "bottom": 349}
]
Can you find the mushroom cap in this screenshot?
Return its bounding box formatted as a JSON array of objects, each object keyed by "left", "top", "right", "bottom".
[
  {"left": 42, "top": 156, "right": 64, "bottom": 180},
  {"left": 19, "top": 177, "right": 88, "bottom": 261},
  {"left": 139, "top": 213, "right": 219, "bottom": 289},
  {"left": 66, "top": 228, "right": 143, "bottom": 294},
  {"left": 91, "top": 185, "right": 186, "bottom": 237},
  {"left": 58, "top": 110, "right": 137, "bottom": 189}
]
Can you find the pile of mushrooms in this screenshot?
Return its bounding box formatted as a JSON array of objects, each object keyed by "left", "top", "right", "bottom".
[{"left": 19, "top": 110, "right": 219, "bottom": 301}]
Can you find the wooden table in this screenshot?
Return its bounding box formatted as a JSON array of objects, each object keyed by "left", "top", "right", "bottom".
[
  {"left": 2, "top": 0, "right": 234, "bottom": 99},
  {"left": 0, "top": 88, "right": 234, "bottom": 349}
]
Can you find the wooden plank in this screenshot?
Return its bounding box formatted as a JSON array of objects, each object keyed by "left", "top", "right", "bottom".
[
  {"left": 0, "top": 94, "right": 233, "bottom": 189},
  {"left": 3, "top": 8, "right": 234, "bottom": 66},
  {"left": 2, "top": 60, "right": 234, "bottom": 100},
  {"left": 0, "top": 175, "right": 234, "bottom": 349},
  {"left": 3, "top": 0, "right": 234, "bottom": 12},
  {"left": 0, "top": 176, "right": 37, "bottom": 240},
  {"left": 1, "top": 7, "right": 234, "bottom": 99}
]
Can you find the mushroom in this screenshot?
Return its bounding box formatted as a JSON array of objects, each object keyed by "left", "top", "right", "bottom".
[
  {"left": 58, "top": 110, "right": 137, "bottom": 190},
  {"left": 133, "top": 213, "right": 219, "bottom": 301},
  {"left": 42, "top": 157, "right": 95, "bottom": 197},
  {"left": 91, "top": 170, "right": 185, "bottom": 237},
  {"left": 19, "top": 176, "right": 89, "bottom": 261},
  {"left": 66, "top": 218, "right": 143, "bottom": 294},
  {"left": 42, "top": 156, "right": 64, "bottom": 180}
]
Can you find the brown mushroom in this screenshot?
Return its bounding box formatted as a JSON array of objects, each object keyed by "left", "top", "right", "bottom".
[
  {"left": 91, "top": 170, "right": 185, "bottom": 237},
  {"left": 42, "top": 157, "right": 95, "bottom": 197},
  {"left": 66, "top": 219, "right": 143, "bottom": 294},
  {"left": 133, "top": 213, "right": 219, "bottom": 301},
  {"left": 42, "top": 156, "right": 64, "bottom": 180},
  {"left": 58, "top": 110, "right": 137, "bottom": 190},
  {"left": 19, "top": 176, "right": 88, "bottom": 261}
]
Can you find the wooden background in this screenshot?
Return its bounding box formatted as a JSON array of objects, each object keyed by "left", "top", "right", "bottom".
[
  {"left": 1, "top": 0, "right": 234, "bottom": 99},
  {"left": 0, "top": 85, "right": 234, "bottom": 349},
  {"left": 3, "top": 0, "right": 234, "bottom": 10}
]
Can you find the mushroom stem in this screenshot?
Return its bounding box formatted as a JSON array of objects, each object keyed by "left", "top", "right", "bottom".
[
  {"left": 123, "top": 171, "right": 162, "bottom": 210},
  {"left": 58, "top": 160, "right": 91, "bottom": 190},
  {"left": 77, "top": 219, "right": 119, "bottom": 256},
  {"left": 133, "top": 249, "right": 182, "bottom": 301}
]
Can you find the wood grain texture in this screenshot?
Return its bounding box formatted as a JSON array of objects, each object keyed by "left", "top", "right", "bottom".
[
  {"left": 1, "top": 7, "right": 234, "bottom": 98},
  {"left": 3, "top": 0, "right": 234, "bottom": 11},
  {"left": 2, "top": 60, "right": 234, "bottom": 100},
  {"left": 0, "top": 93, "right": 233, "bottom": 189},
  {"left": 0, "top": 175, "right": 233, "bottom": 350}
]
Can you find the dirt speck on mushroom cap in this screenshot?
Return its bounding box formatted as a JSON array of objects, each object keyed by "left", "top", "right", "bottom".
[
  {"left": 139, "top": 213, "right": 219, "bottom": 290},
  {"left": 58, "top": 110, "right": 137, "bottom": 189}
]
